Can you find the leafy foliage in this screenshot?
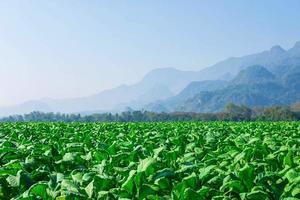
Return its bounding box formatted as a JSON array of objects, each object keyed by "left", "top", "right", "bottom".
[
  {"left": 0, "top": 122, "right": 299, "bottom": 199},
  {"left": 1, "top": 104, "right": 300, "bottom": 122}
]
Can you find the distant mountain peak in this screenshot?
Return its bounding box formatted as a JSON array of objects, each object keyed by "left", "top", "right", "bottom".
[
  {"left": 293, "top": 41, "right": 300, "bottom": 49},
  {"left": 287, "top": 41, "right": 300, "bottom": 56},
  {"left": 270, "top": 45, "right": 285, "bottom": 53},
  {"left": 143, "top": 67, "right": 181, "bottom": 78},
  {"left": 231, "top": 65, "right": 275, "bottom": 85},
  {"left": 139, "top": 67, "right": 198, "bottom": 93},
  {"left": 238, "top": 65, "right": 272, "bottom": 74},
  {"left": 2, "top": 40, "right": 300, "bottom": 116},
  {"left": 148, "top": 67, "right": 179, "bottom": 73}
]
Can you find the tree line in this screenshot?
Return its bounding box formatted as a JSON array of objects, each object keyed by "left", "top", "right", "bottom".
[{"left": 1, "top": 103, "right": 300, "bottom": 122}]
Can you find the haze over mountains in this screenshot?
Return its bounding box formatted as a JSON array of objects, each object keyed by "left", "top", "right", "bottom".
[
  {"left": 1, "top": 41, "right": 300, "bottom": 116},
  {"left": 152, "top": 65, "right": 299, "bottom": 113}
]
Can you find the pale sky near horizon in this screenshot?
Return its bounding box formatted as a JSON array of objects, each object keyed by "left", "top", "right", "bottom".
[{"left": 1, "top": 0, "right": 300, "bottom": 106}]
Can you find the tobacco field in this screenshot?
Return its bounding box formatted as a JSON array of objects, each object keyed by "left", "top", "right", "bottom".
[{"left": 0, "top": 122, "right": 300, "bottom": 200}]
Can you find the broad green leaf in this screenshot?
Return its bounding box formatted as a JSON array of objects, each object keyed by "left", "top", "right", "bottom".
[
  {"left": 138, "top": 184, "right": 159, "bottom": 199},
  {"left": 121, "top": 170, "right": 136, "bottom": 195},
  {"left": 183, "top": 188, "right": 201, "bottom": 199},
  {"left": 238, "top": 163, "right": 254, "bottom": 191},
  {"left": 221, "top": 180, "right": 245, "bottom": 193},
  {"left": 292, "top": 187, "right": 300, "bottom": 197},
  {"left": 246, "top": 190, "right": 269, "bottom": 200},
  {"left": 183, "top": 172, "right": 198, "bottom": 189},
  {"left": 137, "top": 157, "right": 156, "bottom": 176},
  {"left": 85, "top": 181, "right": 94, "bottom": 198},
  {"left": 25, "top": 183, "right": 49, "bottom": 199},
  {"left": 284, "top": 150, "right": 294, "bottom": 167}
]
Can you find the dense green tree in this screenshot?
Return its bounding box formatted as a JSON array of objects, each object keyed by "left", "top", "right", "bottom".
[
  {"left": 223, "top": 103, "right": 252, "bottom": 121},
  {"left": 259, "top": 106, "right": 297, "bottom": 121},
  {"left": 291, "top": 102, "right": 300, "bottom": 112},
  {"left": 1, "top": 104, "right": 299, "bottom": 122}
]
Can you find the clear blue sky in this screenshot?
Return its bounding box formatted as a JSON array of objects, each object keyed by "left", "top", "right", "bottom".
[{"left": 1, "top": 0, "right": 300, "bottom": 106}]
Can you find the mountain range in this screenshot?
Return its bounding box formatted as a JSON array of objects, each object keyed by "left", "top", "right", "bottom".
[
  {"left": 1, "top": 41, "right": 300, "bottom": 116},
  {"left": 149, "top": 65, "right": 299, "bottom": 113}
]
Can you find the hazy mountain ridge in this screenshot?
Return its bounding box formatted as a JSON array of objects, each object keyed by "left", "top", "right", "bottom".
[
  {"left": 145, "top": 80, "right": 228, "bottom": 112},
  {"left": 1, "top": 41, "right": 300, "bottom": 116},
  {"left": 149, "top": 65, "right": 299, "bottom": 113},
  {"left": 196, "top": 42, "right": 300, "bottom": 80},
  {"left": 0, "top": 101, "right": 51, "bottom": 117},
  {"left": 230, "top": 65, "right": 276, "bottom": 85},
  {"left": 143, "top": 42, "right": 300, "bottom": 113},
  {"left": 0, "top": 68, "right": 199, "bottom": 116}
]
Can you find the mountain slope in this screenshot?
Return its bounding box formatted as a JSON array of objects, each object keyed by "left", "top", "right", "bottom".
[
  {"left": 0, "top": 68, "right": 201, "bottom": 116},
  {"left": 40, "top": 67, "right": 203, "bottom": 113},
  {"left": 145, "top": 80, "right": 228, "bottom": 112},
  {"left": 1, "top": 41, "right": 300, "bottom": 116},
  {"left": 174, "top": 66, "right": 299, "bottom": 112},
  {"left": 0, "top": 101, "right": 51, "bottom": 116},
  {"left": 195, "top": 42, "right": 300, "bottom": 80},
  {"left": 230, "top": 65, "right": 276, "bottom": 85},
  {"left": 112, "top": 41, "right": 300, "bottom": 113}
]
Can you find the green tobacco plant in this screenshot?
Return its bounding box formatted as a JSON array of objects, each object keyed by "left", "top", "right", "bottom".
[{"left": 0, "top": 122, "right": 299, "bottom": 199}]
